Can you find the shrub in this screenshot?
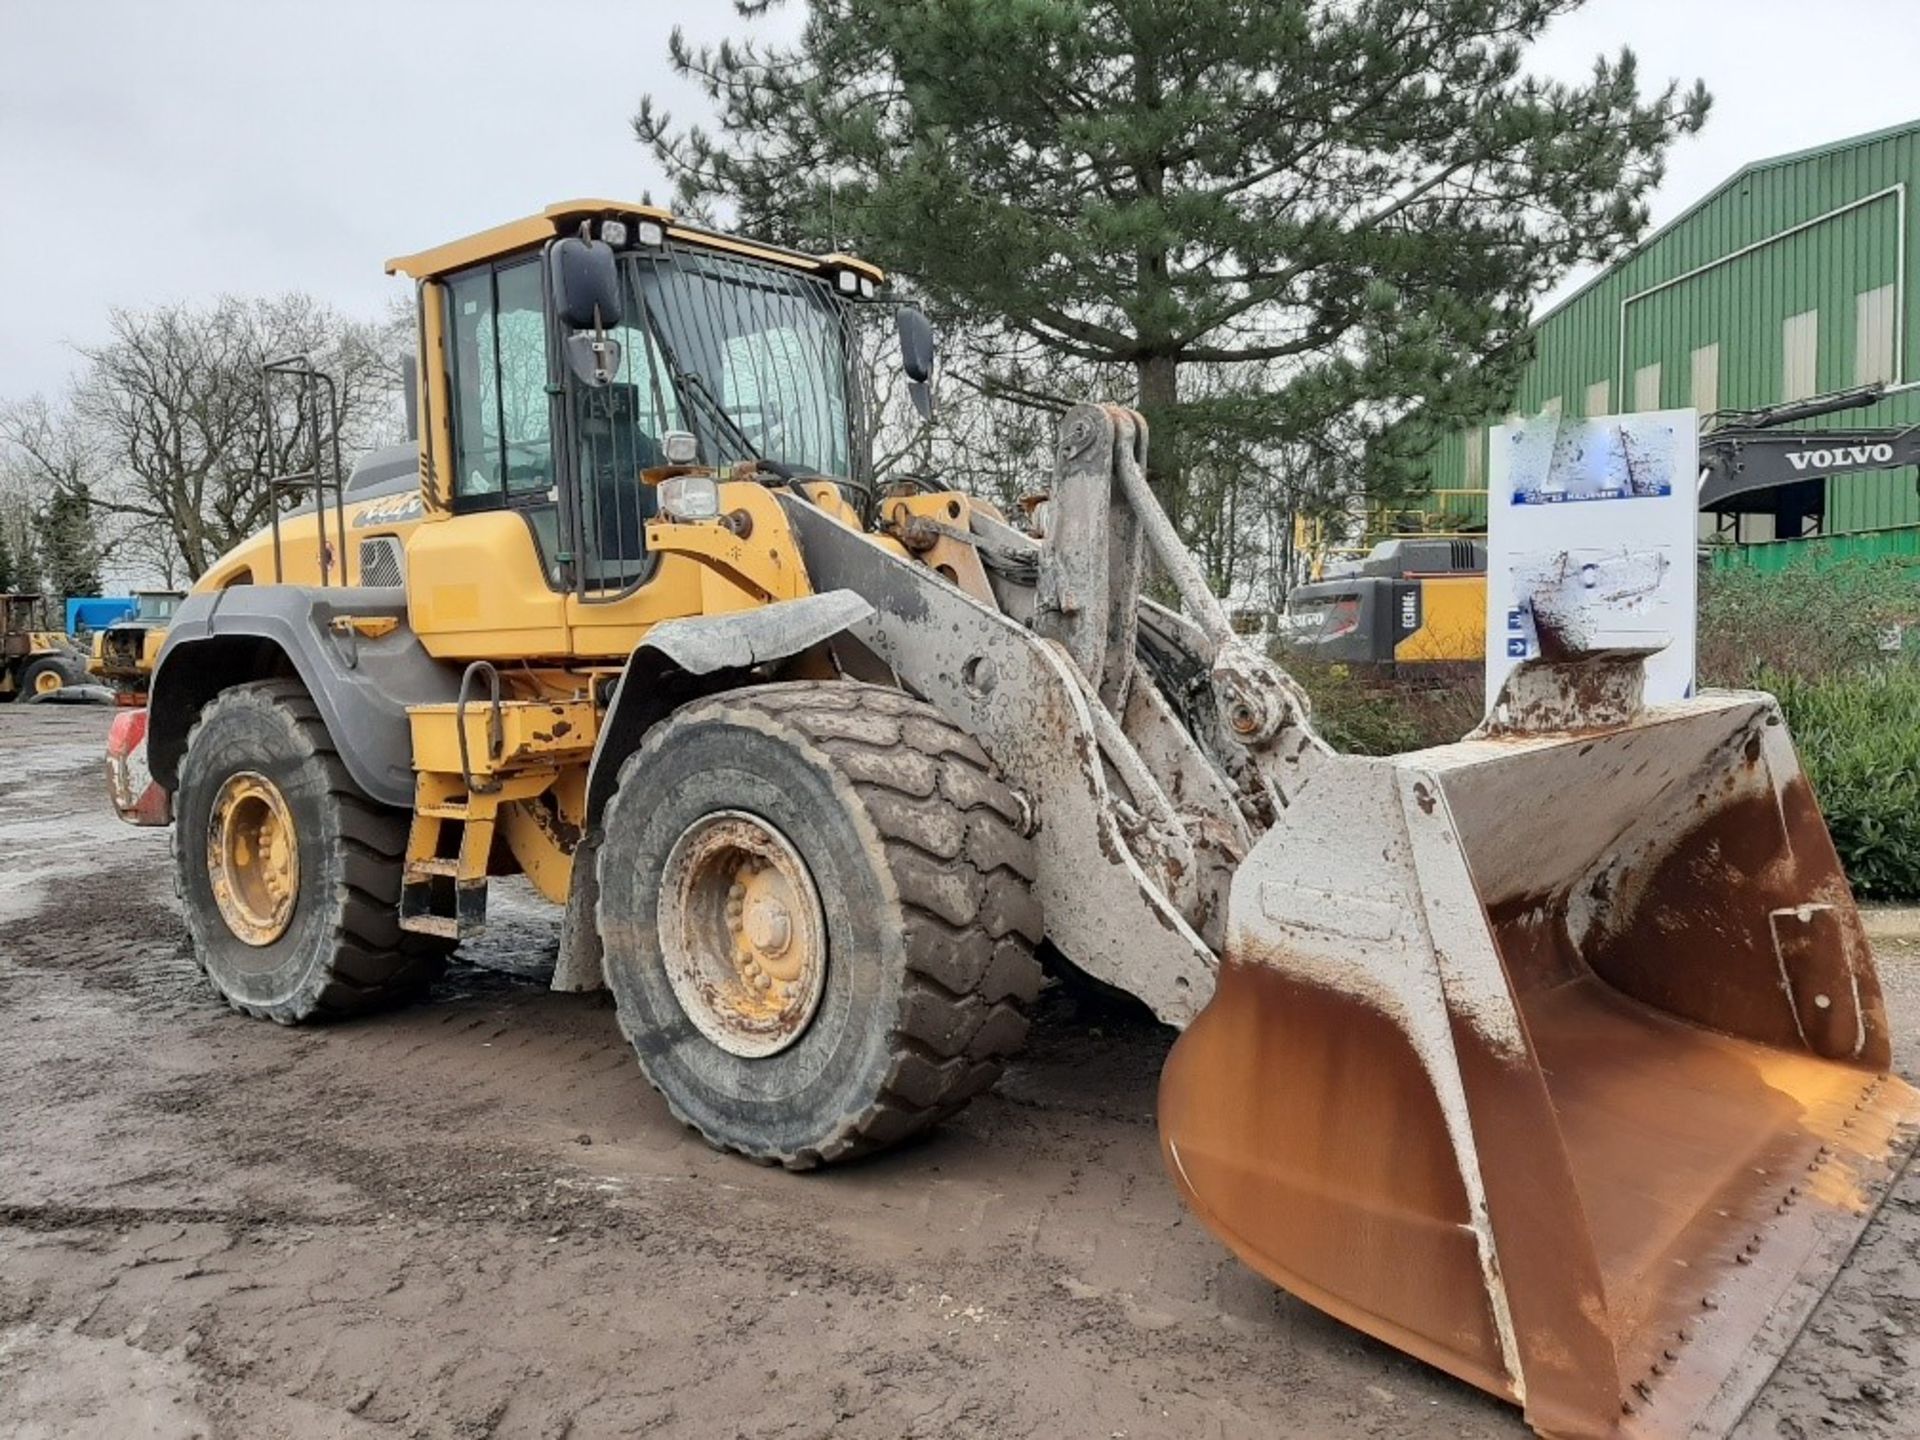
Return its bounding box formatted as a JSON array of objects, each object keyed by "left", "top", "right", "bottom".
[
  {"left": 1697, "top": 558, "right": 1920, "bottom": 686},
  {"left": 1286, "top": 654, "right": 1485, "bottom": 756},
  {"left": 1764, "top": 668, "right": 1920, "bottom": 901},
  {"left": 1699, "top": 559, "right": 1920, "bottom": 898}
]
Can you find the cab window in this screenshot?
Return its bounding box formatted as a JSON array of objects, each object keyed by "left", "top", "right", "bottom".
[
  {"left": 445, "top": 259, "right": 553, "bottom": 508},
  {"left": 572, "top": 282, "right": 683, "bottom": 593}
]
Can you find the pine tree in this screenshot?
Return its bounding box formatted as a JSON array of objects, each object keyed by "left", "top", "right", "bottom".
[
  {"left": 36, "top": 484, "right": 102, "bottom": 599},
  {"left": 637, "top": 0, "right": 1708, "bottom": 528},
  {"left": 0, "top": 495, "right": 41, "bottom": 595}
]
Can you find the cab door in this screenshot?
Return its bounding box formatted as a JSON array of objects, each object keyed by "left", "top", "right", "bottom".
[{"left": 406, "top": 257, "right": 572, "bottom": 659}]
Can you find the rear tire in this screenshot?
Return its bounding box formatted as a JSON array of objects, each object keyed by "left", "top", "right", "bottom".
[
  {"left": 597, "top": 681, "right": 1043, "bottom": 1168},
  {"left": 174, "top": 679, "right": 450, "bottom": 1023}
]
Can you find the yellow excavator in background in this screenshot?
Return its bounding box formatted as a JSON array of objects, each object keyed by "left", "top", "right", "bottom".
[
  {"left": 105, "top": 200, "right": 1919, "bottom": 1439},
  {"left": 1284, "top": 534, "right": 1487, "bottom": 674}
]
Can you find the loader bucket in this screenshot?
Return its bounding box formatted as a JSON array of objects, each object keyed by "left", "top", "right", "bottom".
[{"left": 1159, "top": 690, "right": 1920, "bottom": 1439}]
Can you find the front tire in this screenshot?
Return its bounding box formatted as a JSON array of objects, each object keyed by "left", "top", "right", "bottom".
[
  {"left": 174, "top": 679, "right": 449, "bottom": 1023},
  {"left": 597, "top": 681, "right": 1043, "bottom": 1168}
]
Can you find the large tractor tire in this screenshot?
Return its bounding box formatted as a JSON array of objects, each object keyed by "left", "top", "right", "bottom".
[
  {"left": 597, "top": 681, "right": 1043, "bottom": 1169},
  {"left": 173, "top": 679, "right": 450, "bottom": 1023}
]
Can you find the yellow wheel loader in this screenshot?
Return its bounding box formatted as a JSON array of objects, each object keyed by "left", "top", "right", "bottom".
[
  {"left": 112, "top": 200, "right": 1920, "bottom": 1439},
  {"left": 2, "top": 592, "right": 88, "bottom": 699},
  {"left": 88, "top": 588, "right": 182, "bottom": 696}
]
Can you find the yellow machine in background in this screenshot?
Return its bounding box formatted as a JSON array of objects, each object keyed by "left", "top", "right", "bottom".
[
  {"left": 1284, "top": 535, "right": 1486, "bottom": 673},
  {"left": 110, "top": 200, "right": 1920, "bottom": 1439},
  {"left": 89, "top": 590, "right": 181, "bottom": 695},
  {"left": 1, "top": 593, "right": 87, "bottom": 699}
]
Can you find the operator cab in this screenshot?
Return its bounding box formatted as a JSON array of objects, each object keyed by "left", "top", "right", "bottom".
[{"left": 389, "top": 201, "right": 888, "bottom": 601}]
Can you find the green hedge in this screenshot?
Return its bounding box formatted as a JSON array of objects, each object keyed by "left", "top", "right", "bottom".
[
  {"left": 1698, "top": 558, "right": 1920, "bottom": 900},
  {"left": 1765, "top": 669, "right": 1920, "bottom": 900},
  {"left": 1287, "top": 655, "right": 1486, "bottom": 757},
  {"left": 1697, "top": 558, "right": 1920, "bottom": 685}
]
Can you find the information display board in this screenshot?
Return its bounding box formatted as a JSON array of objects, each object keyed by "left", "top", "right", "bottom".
[{"left": 1483, "top": 409, "right": 1699, "bottom": 712}]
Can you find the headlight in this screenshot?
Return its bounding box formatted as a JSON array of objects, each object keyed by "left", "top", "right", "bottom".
[
  {"left": 836, "top": 270, "right": 858, "bottom": 294},
  {"left": 662, "top": 430, "right": 699, "bottom": 465},
  {"left": 637, "top": 219, "right": 666, "bottom": 247},
  {"left": 599, "top": 219, "right": 629, "bottom": 247},
  {"left": 859, "top": 276, "right": 876, "bottom": 298},
  {"left": 658, "top": 473, "right": 721, "bottom": 522}
]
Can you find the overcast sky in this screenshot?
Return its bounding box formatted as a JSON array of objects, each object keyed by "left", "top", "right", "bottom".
[{"left": 3, "top": 0, "right": 1919, "bottom": 401}]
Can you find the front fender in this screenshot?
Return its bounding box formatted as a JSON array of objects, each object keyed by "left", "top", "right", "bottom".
[
  {"left": 554, "top": 589, "right": 874, "bottom": 996},
  {"left": 580, "top": 588, "right": 875, "bottom": 831}
]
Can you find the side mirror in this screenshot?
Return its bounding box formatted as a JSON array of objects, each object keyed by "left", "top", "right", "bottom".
[
  {"left": 550, "top": 235, "right": 625, "bottom": 332},
  {"left": 896, "top": 306, "right": 937, "bottom": 419},
  {"left": 896, "top": 306, "right": 936, "bottom": 383}
]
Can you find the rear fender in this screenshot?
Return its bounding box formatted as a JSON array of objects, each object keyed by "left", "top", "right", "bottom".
[{"left": 147, "top": 585, "right": 458, "bottom": 809}]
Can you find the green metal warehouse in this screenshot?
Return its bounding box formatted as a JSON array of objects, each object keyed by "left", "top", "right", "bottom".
[{"left": 1413, "top": 119, "right": 1920, "bottom": 564}]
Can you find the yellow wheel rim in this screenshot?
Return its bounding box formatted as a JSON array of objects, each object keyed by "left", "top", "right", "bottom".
[
  {"left": 31, "top": 668, "right": 62, "bottom": 696},
  {"left": 658, "top": 811, "right": 828, "bottom": 1058},
  {"left": 206, "top": 771, "right": 301, "bottom": 946}
]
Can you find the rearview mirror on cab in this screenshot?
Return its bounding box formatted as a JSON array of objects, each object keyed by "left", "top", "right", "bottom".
[
  {"left": 897, "top": 306, "right": 937, "bottom": 418},
  {"left": 896, "top": 306, "right": 935, "bottom": 384},
  {"left": 551, "top": 234, "right": 626, "bottom": 388},
  {"left": 550, "top": 234, "right": 625, "bottom": 332}
]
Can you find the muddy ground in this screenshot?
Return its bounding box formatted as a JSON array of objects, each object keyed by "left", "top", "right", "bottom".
[{"left": 2, "top": 706, "right": 1917, "bottom": 1440}]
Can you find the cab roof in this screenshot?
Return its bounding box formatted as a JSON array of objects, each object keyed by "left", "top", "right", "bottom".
[{"left": 384, "top": 199, "right": 884, "bottom": 285}]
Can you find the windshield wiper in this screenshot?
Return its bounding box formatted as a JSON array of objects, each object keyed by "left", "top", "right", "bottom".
[
  {"left": 684, "top": 372, "right": 767, "bottom": 463},
  {"left": 639, "top": 297, "right": 768, "bottom": 465}
]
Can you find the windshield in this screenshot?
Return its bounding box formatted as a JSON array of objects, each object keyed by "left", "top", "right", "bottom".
[
  {"left": 135, "top": 594, "right": 180, "bottom": 622},
  {"left": 625, "top": 248, "right": 859, "bottom": 480}
]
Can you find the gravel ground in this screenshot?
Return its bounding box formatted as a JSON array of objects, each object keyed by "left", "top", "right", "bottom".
[{"left": 1, "top": 705, "right": 1916, "bottom": 1439}]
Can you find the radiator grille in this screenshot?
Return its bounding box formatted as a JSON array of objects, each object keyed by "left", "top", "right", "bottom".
[{"left": 359, "top": 536, "right": 404, "bottom": 588}]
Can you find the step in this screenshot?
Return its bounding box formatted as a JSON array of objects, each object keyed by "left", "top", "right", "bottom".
[
  {"left": 397, "top": 913, "right": 474, "bottom": 941},
  {"left": 417, "top": 802, "right": 472, "bottom": 822},
  {"left": 404, "top": 857, "right": 463, "bottom": 879}
]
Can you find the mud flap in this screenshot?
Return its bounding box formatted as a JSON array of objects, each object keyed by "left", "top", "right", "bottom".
[{"left": 1159, "top": 691, "right": 1920, "bottom": 1438}]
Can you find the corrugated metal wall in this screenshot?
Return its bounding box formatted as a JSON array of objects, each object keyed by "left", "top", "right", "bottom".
[{"left": 1425, "top": 122, "right": 1920, "bottom": 541}]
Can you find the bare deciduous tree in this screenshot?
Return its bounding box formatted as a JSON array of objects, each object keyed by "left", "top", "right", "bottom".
[
  {"left": 69, "top": 294, "right": 407, "bottom": 578},
  {"left": 0, "top": 393, "right": 109, "bottom": 594}
]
